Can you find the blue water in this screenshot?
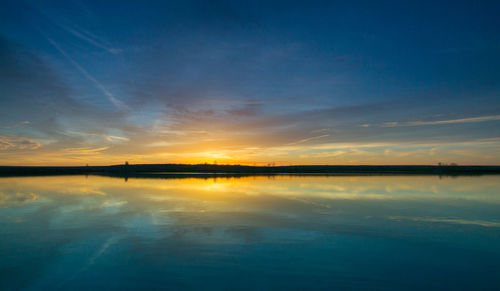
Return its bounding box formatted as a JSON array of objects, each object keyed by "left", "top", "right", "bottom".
[{"left": 1, "top": 175, "right": 499, "bottom": 290}]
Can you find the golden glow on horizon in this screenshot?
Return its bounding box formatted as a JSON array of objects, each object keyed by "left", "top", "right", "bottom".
[
  {"left": 1, "top": 135, "right": 500, "bottom": 166},
  {"left": 1, "top": 149, "right": 500, "bottom": 167}
]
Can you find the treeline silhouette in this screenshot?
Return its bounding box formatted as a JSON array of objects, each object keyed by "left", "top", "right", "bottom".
[{"left": 0, "top": 164, "right": 500, "bottom": 177}]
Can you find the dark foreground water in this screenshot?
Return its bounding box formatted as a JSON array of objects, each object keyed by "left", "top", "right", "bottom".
[{"left": 1, "top": 175, "right": 499, "bottom": 290}]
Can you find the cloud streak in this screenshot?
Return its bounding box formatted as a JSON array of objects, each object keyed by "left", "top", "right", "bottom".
[
  {"left": 45, "top": 36, "right": 127, "bottom": 110},
  {"left": 381, "top": 115, "right": 500, "bottom": 127},
  {"left": 58, "top": 23, "right": 122, "bottom": 54},
  {"left": 287, "top": 134, "right": 330, "bottom": 145}
]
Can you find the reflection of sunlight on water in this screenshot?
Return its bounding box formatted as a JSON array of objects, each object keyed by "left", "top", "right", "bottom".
[
  {"left": 1, "top": 175, "right": 499, "bottom": 234},
  {"left": 1, "top": 175, "right": 500, "bottom": 290},
  {"left": 1, "top": 176, "right": 500, "bottom": 209},
  {"left": 1, "top": 175, "right": 500, "bottom": 233}
]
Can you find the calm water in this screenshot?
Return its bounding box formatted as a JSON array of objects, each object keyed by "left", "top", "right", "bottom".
[{"left": 1, "top": 175, "right": 499, "bottom": 290}]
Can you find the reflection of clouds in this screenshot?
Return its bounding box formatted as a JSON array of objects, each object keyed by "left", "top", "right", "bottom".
[
  {"left": 60, "top": 187, "right": 106, "bottom": 196},
  {"left": 224, "top": 225, "right": 261, "bottom": 243},
  {"left": 2, "top": 175, "right": 500, "bottom": 213},
  {"left": 0, "top": 191, "right": 38, "bottom": 206},
  {"left": 57, "top": 235, "right": 122, "bottom": 289},
  {"left": 88, "top": 236, "right": 119, "bottom": 266},
  {"left": 1, "top": 175, "right": 500, "bottom": 289},
  {"left": 0, "top": 177, "right": 107, "bottom": 196},
  {"left": 100, "top": 200, "right": 127, "bottom": 208},
  {"left": 2, "top": 175, "right": 500, "bottom": 239},
  {"left": 389, "top": 216, "right": 500, "bottom": 228}
]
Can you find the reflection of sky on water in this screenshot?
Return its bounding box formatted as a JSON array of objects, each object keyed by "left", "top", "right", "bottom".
[{"left": 1, "top": 176, "right": 500, "bottom": 289}]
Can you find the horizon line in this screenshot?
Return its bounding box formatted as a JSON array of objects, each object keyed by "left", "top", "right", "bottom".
[{"left": 1, "top": 163, "right": 500, "bottom": 168}]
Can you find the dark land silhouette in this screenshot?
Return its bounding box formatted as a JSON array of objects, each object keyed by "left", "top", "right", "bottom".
[{"left": 1, "top": 164, "right": 500, "bottom": 178}]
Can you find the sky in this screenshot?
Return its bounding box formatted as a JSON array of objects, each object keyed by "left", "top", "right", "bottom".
[{"left": 0, "top": 0, "right": 499, "bottom": 166}]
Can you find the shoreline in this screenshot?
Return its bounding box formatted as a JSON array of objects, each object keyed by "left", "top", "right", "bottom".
[{"left": 1, "top": 164, "right": 500, "bottom": 177}]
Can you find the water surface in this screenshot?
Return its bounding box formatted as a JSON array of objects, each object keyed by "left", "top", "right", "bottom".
[{"left": 1, "top": 175, "right": 499, "bottom": 290}]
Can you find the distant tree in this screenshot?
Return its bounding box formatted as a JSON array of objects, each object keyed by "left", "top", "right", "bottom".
[{"left": 125, "top": 161, "right": 129, "bottom": 166}]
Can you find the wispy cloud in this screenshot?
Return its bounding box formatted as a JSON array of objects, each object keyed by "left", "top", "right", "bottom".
[
  {"left": 61, "top": 147, "right": 109, "bottom": 155},
  {"left": 58, "top": 24, "right": 122, "bottom": 54},
  {"left": 0, "top": 136, "right": 41, "bottom": 150},
  {"left": 65, "top": 130, "right": 129, "bottom": 143},
  {"left": 286, "top": 134, "right": 330, "bottom": 145},
  {"left": 273, "top": 138, "right": 500, "bottom": 153},
  {"left": 3, "top": 121, "right": 31, "bottom": 129},
  {"left": 45, "top": 36, "right": 127, "bottom": 110},
  {"left": 35, "top": 4, "right": 122, "bottom": 54},
  {"left": 381, "top": 115, "right": 500, "bottom": 127}
]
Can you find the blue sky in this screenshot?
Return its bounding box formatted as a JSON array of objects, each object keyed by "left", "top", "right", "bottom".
[{"left": 0, "top": 0, "right": 499, "bottom": 165}]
